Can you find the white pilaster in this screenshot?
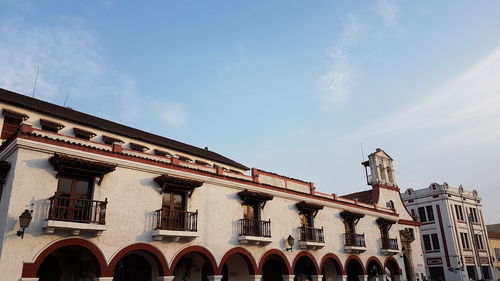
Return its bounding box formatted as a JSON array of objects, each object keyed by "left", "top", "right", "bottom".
[
  {"left": 93, "top": 278, "right": 113, "bottom": 281},
  {"left": 357, "top": 275, "right": 368, "bottom": 281},
  {"left": 21, "top": 278, "right": 39, "bottom": 281},
  {"left": 248, "top": 275, "right": 262, "bottom": 281},
  {"left": 158, "top": 276, "right": 175, "bottom": 281},
  {"left": 207, "top": 275, "right": 224, "bottom": 281},
  {"left": 282, "top": 275, "right": 295, "bottom": 281},
  {"left": 311, "top": 275, "right": 324, "bottom": 281},
  {"left": 334, "top": 276, "right": 348, "bottom": 281},
  {"left": 378, "top": 275, "right": 387, "bottom": 281}
]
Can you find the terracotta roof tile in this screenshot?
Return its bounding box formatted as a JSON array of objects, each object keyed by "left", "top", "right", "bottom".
[
  {"left": 341, "top": 189, "right": 373, "bottom": 204},
  {"left": 0, "top": 88, "right": 248, "bottom": 170}
]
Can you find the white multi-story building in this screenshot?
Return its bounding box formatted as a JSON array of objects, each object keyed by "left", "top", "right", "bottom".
[
  {"left": 402, "top": 183, "right": 496, "bottom": 281},
  {"left": 0, "top": 88, "right": 426, "bottom": 281}
]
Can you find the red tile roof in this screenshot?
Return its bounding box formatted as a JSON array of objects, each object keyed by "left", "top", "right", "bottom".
[
  {"left": 341, "top": 189, "right": 373, "bottom": 204},
  {"left": 0, "top": 88, "right": 248, "bottom": 170}
]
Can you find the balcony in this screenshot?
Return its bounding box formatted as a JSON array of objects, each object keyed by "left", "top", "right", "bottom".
[
  {"left": 381, "top": 237, "right": 399, "bottom": 255},
  {"left": 298, "top": 226, "right": 325, "bottom": 250},
  {"left": 238, "top": 218, "right": 272, "bottom": 245},
  {"left": 43, "top": 195, "right": 107, "bottom": 236},
  {"left": 344, "top": 233, "right": 366, "bottom": 254},
  {"left": 152, "top": 209, "right": 198, "bottom": 241}
]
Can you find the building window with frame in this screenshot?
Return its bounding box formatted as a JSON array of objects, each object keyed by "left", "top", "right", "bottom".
[
  {"left": 431, "top": 233, "right": 440, "bottom": 250},
  {"left": 426, "top": 205, "right": 435, "bottom": 221},
  {"left": 474, "top": 234, "right": 485, "bottom": 250},
  {"left": 295, "top": 201, "right": 324, "bottom": 243},
  {"left": 340, "top": 210, "right": 366, "bottom": 248},
  {"left": 48, "top": 153, "right": 115, "bottom": 225},
  {"left": 40, "top": 119, "right": 65, "bottom": 133},
  {"left": 423, "top": 234, "right": 432, "bottom": 251},
  {"left": 495, "top": 248, "right": 500, "bottom": 261},
  {"left": 423, "top": 233, "right": 440, "bottom": 251},
  {"left": 237, "top": 189, "right": 273, "bottom": 238},
  {"left": 1, "top": 109, "right": 28, "bottom": 139},
  {"left": 153, "top": 174, "right": 203, "bottom": 232},
  {"left": 418, "top": 207, "right": 427, "bottom": 222},
  {"left": 460, "top": 232, "right": 471, "bottom": 249},
  {"left": 469, "top": 208, "right": 479, "bottom": 223},
  {"left": 455, "top": 205, "right": 465, "bottom": 221}
]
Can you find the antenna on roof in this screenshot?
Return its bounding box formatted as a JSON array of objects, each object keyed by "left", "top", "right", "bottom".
[
  {"left": 63, "top": 91, "right": 70, "bottom": 107},
  {"left": 360, "top": 142, "right": 365, "bottom": 161},
  {"left": 31, "top": 66, "right": 39, "bottom": 98}
]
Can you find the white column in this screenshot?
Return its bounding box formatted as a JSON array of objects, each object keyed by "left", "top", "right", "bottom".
[
  {"left": 93, "top": 278, "right": 113, "bottom": 281},
  {"left": 357, "top": 275, "right": 368, "bottom": 281},
  {"left": 377, "top": 275, "right": 387, "bottom": 281},
  {"left": 207, "top": 275, "right": 224, "bottom": 281},
  {"left": 21, "top": 278, "right": 39, "bottom": 281},
  {"left": 311, "top": 275, "right": 323, "bottom": 281},
  {"left": 282, "top": 275, "right": 295, "bottom": 281},
  {"left": 334, "top": 276, "right": 348, "bottom": 281},
  {"left": 158, "top": 276, "right": 175, "bottom": 281},
  {"left": 248, "top": 275, "right": 262, "bottom": 281}
]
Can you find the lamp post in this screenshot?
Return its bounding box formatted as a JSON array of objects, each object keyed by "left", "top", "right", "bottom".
[
  {"left": 286, "top": 235, "right": 295, "bottom": 252},
  {"left": 17, "top": 209, "right": 33, "bottom": 239}
]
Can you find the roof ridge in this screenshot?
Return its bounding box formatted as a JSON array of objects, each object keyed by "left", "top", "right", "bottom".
[{"left": 0, "top": 88, "right": 248, "bottom": 170}]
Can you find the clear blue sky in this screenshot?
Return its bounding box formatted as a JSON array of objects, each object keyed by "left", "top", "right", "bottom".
[{"left": 1, "top": 1, "right": 500, "bottom": 222}]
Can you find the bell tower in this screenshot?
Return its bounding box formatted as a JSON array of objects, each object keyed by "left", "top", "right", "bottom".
[{"left": 362, "top": 148, "right": 397, "bottom": 187}]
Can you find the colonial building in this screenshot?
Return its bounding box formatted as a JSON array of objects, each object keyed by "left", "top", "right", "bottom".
[
  {"left": 0, "top": 88, "right": 425, "bottom": 281},
  {"left": 486, "top": 224, "right": 500, "bottom": 279},
  {"left": 402, "top": 183, "right": 496, "bottom": 281}
]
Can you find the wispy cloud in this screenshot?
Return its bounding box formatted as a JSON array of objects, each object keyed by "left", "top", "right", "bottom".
[
  {"left": 317, "top": 1, "right": 402, "bottom": 105},
  {"left": 376, "top": 0, "right": 399, "bottom": 25},
  {"left": 344, "top": 45, "right": 500, "bottom": 150},
  {"left": 317, "top": 14, "right": 362, "bottom": 104},
  {"left": 339, "top": 46, "right": 500, "bottom": 223},
  {"left": 0, "top": 18, "right": 187, "bottom": 131}
]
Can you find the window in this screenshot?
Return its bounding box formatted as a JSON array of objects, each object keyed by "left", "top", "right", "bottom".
[
  {"left": 379, "top": 164, "right": 386, "bottom": 181},
  {"left": 161, "top": 191, "right": 187, "bottom": 229},
  {"left": 469, "top": 208, "right": 479, "bottom": 223},
  {"left": 410, "top": 209, "right": 416, "bottom": 218},
  {"left": 153, "top": 174, "right": 203, "bottom": 232},
  {"left": 386, "top": 200, "right": 395, "bottom": 210},
  {"left": 455, "top": 205, "right": 465, "bottom": 221},
  {"left": 431, "top": 233, "right": 440, "bottom": 250},
  {"left": 51, "top": 175, "right": 95, "bottom": 222},
  {"left": 460, "top": 232, "right": 471, "bottom": 249},
  {"left": 237, "top": 189, "right": 273, "bottom": 237},
  {"left": 423, "top": 233, "right": 440, "bottom": 251},
  {"left": 243, "top": 202, "right": 260, "bottom": 220},
  {"left": 1, "top": 116, "right": 22, "bottom": 139},
  {"left": 474, "top": 234, "right": 484, "bottom": 250},
  {"left": 418, "top": 207, "right": 427, "bottom": 222},
  {"left": 1, "top": 109, "right": 28, "bottom": 139},
  {"left": 495, "top": 248, "right": 500, "bottom": 261},
  {"left": 103, "top": 135, "right": 123, "bottom": 145},
  {"left": 423, "top": 234, "right": 432, "bottom": 251},
  {"left": 73, "top": 128, "right": 96, "bottom": 140},
  {"left": 40, "top": 119, "right": 65, "bottom": 133},
  {"left": 426, "top": 206, "right": 435, "bottom": 221},
  {"left": 129, "top": 142, "right": 149, "bottom": 152}
]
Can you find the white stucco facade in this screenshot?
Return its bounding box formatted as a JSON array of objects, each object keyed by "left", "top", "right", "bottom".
[
  {"left": 402, "top": 183, "right": 497, "bottom": 281},
  {"left": 0, "top": 89, "right": 426, "bottom": 281}
]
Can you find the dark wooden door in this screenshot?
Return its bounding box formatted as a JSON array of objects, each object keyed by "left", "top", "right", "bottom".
[
  {"left": 56, "top": 177, "right": 92, "bottom": 221},
  {"left": 1, "top": 116, "right": 22, "bottom": 139},
  {"left": 162, "top": 192, "right": 185, "bottom": 229},
  {"left": 243, "top": 203, "right": 259, "bottom": 235}
]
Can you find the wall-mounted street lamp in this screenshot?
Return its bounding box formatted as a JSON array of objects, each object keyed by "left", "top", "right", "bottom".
[
  {"left": 17, "top": 209, "right": 33, "bottom": 239},
  {"left": 286, "top": 235, "right": 295, "bottom": 252}
]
